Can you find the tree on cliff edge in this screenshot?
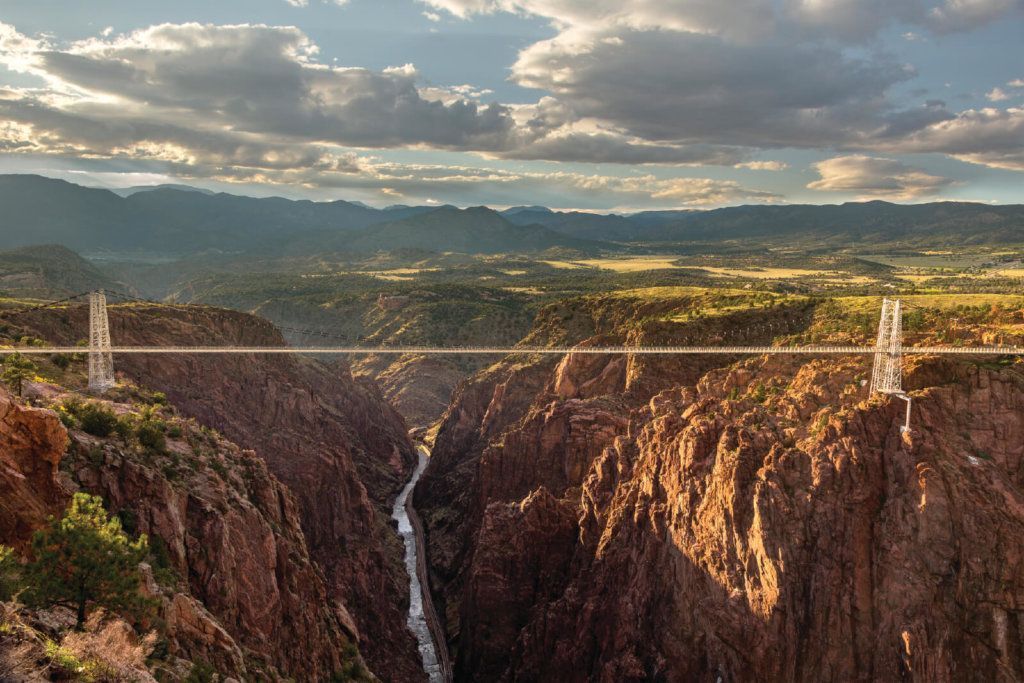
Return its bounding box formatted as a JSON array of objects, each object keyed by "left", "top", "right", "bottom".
[
  {"left": 2, "top": 352, "right": 37, "bottom": 397},
  {"left": 0, "top": 545, "right": 20, "bottom": 601},
  {"left": 27, "top": 493, "right": 149, "bottom": 629}
]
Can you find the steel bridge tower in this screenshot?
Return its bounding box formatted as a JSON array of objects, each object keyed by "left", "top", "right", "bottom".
[
  {"left": 870, "top": 298, "right": 911, "bottom": 432},
  {"left": 88, "top": 290, "right": 115, "bottom": 393}
]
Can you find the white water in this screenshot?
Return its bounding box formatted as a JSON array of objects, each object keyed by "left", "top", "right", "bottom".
[{"left": 391, "top": 445, "right": 443, "bottom": 682}]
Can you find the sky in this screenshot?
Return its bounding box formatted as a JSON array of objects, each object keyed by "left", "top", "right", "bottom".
[{"left": 0, "top": 0, "right": 1021, "bottom": 211}]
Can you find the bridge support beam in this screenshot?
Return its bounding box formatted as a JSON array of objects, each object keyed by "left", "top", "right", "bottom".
[
  {"left": 88, "top": 290, "right": 115, "bottom": 393},
  {"left": 870, "top": 297, "right": 911, "bottom": 432}
]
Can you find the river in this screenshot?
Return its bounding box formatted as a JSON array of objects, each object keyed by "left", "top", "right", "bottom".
[{"left": 391, "top": 444, "right": 447, "bottom": 682}]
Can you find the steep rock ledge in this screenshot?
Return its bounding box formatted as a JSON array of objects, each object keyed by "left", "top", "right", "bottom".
[
  {"left": 0, "top": 386, "right": 363, "bottom": 679},
  {"left": 416, "top": 295, "right": 1024, "bottom": 681},
  {"left": 15, "top": 303, "right": 424, "bottom": 682}
]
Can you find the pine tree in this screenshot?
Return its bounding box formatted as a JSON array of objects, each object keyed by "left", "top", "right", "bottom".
[
  {"left": 27, "top": 493, "right": 149, "bottom": 629},
  {"left": 2, "top": 353, "right": 37, "bottom": 397},
  {"left": 0, "top": 545, "right": 20, "bottom": 601}
]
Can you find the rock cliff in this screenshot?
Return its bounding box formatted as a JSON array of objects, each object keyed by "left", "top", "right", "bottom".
[
  {"left": 0, "top": 389, "right": 67, "bottom": 549},
  {"left": 416, "top": 291, "right": 1024, "bottom": 681},
  {"left": 10, "top": 302, "right": 423, "bottom": 681},
  {"left": 0, "top": 385, "right": 364, "bottom": 679}
]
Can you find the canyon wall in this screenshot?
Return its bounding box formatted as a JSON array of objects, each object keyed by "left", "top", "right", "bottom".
[
  {"left": 0, "top": 385, "right": 362, "bottom": 678},
  {"left": 416, "top": 293, "right": 1024, "bottom": 681},
  {"left": 14, "top": 303, "right": 424, "bottom": 681}
]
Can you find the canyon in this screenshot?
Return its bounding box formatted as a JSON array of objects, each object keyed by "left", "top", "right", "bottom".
[
  {"left": 3, "top": 303, "right": 424, "bottom": 681},
  {"left": 4, "top": 288, "right": 1024, "bottom": 681},
  {"left": 414, "top": 291, "right": 1024, "bottom": 681}
]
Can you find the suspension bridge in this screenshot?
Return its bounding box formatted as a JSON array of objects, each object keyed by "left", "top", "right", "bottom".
[{"left": 2, "top": 292, "right": 1022, "bottom": 430}]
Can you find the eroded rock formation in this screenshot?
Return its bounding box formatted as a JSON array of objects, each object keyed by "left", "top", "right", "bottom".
[
  {"left": 0, "top": 388, "right": 67, "bottom": 548},
  {"left": 0, "top": 386, "right": 362, "bottom": 679},
  {"left": 416, "top": 294, "right": 1024, "bottom": 682},
  {"left": 13, "top": 303, "right": 423, "bottom": 681}
]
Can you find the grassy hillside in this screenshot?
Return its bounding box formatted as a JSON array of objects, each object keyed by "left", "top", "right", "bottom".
[{"left": 0, "top": 244, "right": 120, "bottom": 299}]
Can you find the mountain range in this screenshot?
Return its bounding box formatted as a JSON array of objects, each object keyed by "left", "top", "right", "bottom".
[{"left": 1, "top": 174, "right": 1023, "bottom": 257}]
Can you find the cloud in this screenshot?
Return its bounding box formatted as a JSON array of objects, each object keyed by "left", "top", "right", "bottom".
[
  {"left": 807, "top": 155, "right": 954, "bottom": 199},
  {"left": 426, "top": 2, "right": 1023, "bottom": 170},
  {"left": 510, "top": 28, "right": 909, "bottom": 148},
  {"left": 169, "top": 157, "right": 780, "bottom": 208},
  {"left": 19, "top": 24, "right": 516, "bottom": 150},
  {"left": 285, "top": 0, "right": 350, "bottom": 6},
  {"left": 316, "top": 162, "right": 781, "bottom": 207},
  {"left": 1011, "top": 78, "right": 1024, "bottom": 88},
  {"left": 0, "top": 21, "right": 769, "bottom": 168},
  {"left": 0, "top": 21, "right": 785, "bottom": 209},
  {"left": 736, "top": 160, "right": 789, "bottom": 170},
  {"left": 885, "top": 107, "right": 1024, "bottom": 170},
  {"left": 421, "top": 0, "right": 1021, "bottom": 38},
  {"left": 928, "top": 0, "right": 1022, "bottom": 32},
  {"left": 987, "top": 87, "right": 1010, "bottom": 101},
  {"left": 2, "top": 4, "right": 1021, "bottom": 211},
  {"left": 0, "top": 90, "right": 365, "bottom": 173},
  {"left": 502, "top": 131, "right": 748, "bottom": 165},
  {"left": 420, "top": 0, "right": 776, "bottom": 40}
]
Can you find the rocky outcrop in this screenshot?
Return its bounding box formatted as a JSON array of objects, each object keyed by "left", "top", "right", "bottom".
[
  {"left": 361, "top": 354, "right": 468, "bottom": 429},
  {"left": 14, "top": 303, "right": 423, "bottom": 681},
  {"left": 0, "top": 388, "right": 68, "bottom": 549},
  {"left": 417, "top": 294, "right": 1024, "bottom": 681},
  {"left": 65, "top": 423, "right": 356, "bottom": 679},
  {"left": 0, "top": 382, "right": 363, "bottom": 679}
]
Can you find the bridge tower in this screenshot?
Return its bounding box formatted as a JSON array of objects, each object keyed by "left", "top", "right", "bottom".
[
  {"left": 88, "top": 290, "right": 115, "bottom": 393},
  {"left": 870, "top": 298, "right": 911, "bottom": 432}
]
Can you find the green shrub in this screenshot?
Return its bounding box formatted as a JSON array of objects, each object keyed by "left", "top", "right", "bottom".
[
  {"left": 114, "top": 416, "right": 134, "bottom": 444},
  {"left": 0, "top": 545, "right": 20, "bottom": 601},
  {"left": 56, "top": 408, "right": 78, "bottom": 429},
  {"left": 166, "top": 424, "right": 183, "bottom": 439},
  {"left": 148, "top": 535, "right": 179, "bottom": 589},
  {"left": 44, "top": 641, "right": 86, "bottom": 676},
  {"left": 136, "top": 421, "right": 167, "bottom": 454},
  {"left": 77, "top": 403, "right": 119, "bottom": 437},
  {"left": 184, "top": 660, "right": 217, "bottom": 683},
  {"left": 50, "top": 353, "right": 72, "bottom": 370},
  {"left": 208, "top": 457, "right": 228, "bottom": 480},
  {"left": 332, "top": 641, "right": 372, "bottom": 682}
]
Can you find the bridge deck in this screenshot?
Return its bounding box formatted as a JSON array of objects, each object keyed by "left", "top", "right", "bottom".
[{"left": 4, "top": 345, "right": 1024, "bottom": 355}]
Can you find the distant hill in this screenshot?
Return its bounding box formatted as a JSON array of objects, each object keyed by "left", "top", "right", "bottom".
[
  {"left": 322, "top": 206, "right": 607, "bottom": 254},
  {"left": 110, "top": 183, "right": 216, "bottom": 197},
  {"left": 639, "top": 201, "right": 1024, "bottom": 245},
  {"left": 2, "top": 174, "right": 1024, "bottom": 256},
  {"left": 507, "top": 202, "right": 1024, "bottom": 245},
  {"left": 503, "top": 209, "right": 641, "bottom": 241},
  {"left": 0, "top": 244, "right": 119, "bottom": 298},
  {"left": 501, "top": 205, "right": 553, "bottom": 216},
  {"left": 0, "top": 175, "right": 385, "bottom": 255}
]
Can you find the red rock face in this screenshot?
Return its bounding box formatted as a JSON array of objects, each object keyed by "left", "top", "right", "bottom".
[
  {"left": 417, "top": 299, "right": 1024, "bottom": 681},
  {"left": 17, "top": 304, "right": 424, "bottom": 682},
  {"left": 67, "top": 423, "right": 354, "bottom": 679},
  {"left": 0, "top": 388, "right": 68, "bottom": 547},
  {"left": 0, "top": 384, "right": 356, "bottom": 679}
]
